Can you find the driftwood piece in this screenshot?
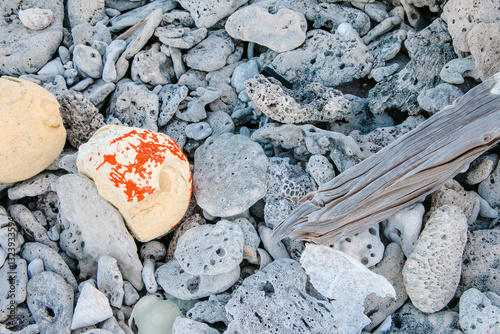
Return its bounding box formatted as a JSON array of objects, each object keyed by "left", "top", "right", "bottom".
[{"left": 272, "top": 72, "right": 500, "bottom": 244}]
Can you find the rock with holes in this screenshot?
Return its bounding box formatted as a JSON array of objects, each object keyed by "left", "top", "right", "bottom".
[
  {"left": 131, "top": 44, "right": 174, "bottom": 86},
  {"left": 417, "top": 83, "right": 464, "bottom": 115},
  {"left": 158, "top": 84, "right": 188, "bottom": 127},
  {"left": 232, "top": 218, "right": 260, "bottom": 263},
  {"left": 156, "top": 258, "right": 240, "bottom": 300},
  {"left": 383, "top": 203, "right": 425, "bottom": 257},
  {"left": 465, "top": 153, "right": 499, "bottom": 186},
  {"left": 403, "top": 205, "right": 468, "bottom": 313},
  {"left": 478, "top": 158, "right": 500, "bottom": 211},
  {"left": 270, "top": 25, "right": 373, "bottom": 87},
  {"left": 166, "top": 214, "right": 206, "bottom": 261},
  {"left": 77, "top": 125, "right": 192, "bottom": 242},
  {"left": 177, "top": 0, "right": 247, "bottom": 28},
  {"left": 368, "top": 29, "right": 407, "bottom": 68},
  {"left": 7, "top": 172, "right": 58, "bottom": 200},
  {"left": 26, "top": 271, "right": 73, "bottom": 334},
  {"left": 183, "top": 30, "right": 235, "bottom": 72},
  {"left": 97, "top": 255, "right": 124, "bottom": 309},
  {"left": 174, "top": 220, "right": 244, "bottom": 275},
  {"left": 73, "top": 45, "right": 103, "bottom": 79},
  {"left": 66, "top": 0, "right": 104, "bottom": 29},
  {"left": 333, "top": 224, "right": 384, "bottom": 268},
  {"left": 172, "top": 317, "right": 218, "bottom": 334},
  {"left": 368, "top": 19, "right": 456, "bottom": 115},
  {"left": 467, "top": 22, "right": 500, "bottom": 81},
  {"left": 245, "top": 75, "right": 352, "bottom": 124},
  {"left": 306, "top": 154, "right": 335, "bottom": 186},
  {"left": 186, "top": 293, "right": 231, "bottom": 325},
  {"left": 193, "top": 133, "right": 267, "bottom": 217},
  {"left": 0, "top": 77, "right": 66, "bottom": 183},
  {"left": 71, "top": 283, "right": 113, "bottom": 330},
  {"left": 0, "top": 256, "right": 28, "bottom": 322},
  {"left": 459, "top": 289, "right": 500, "bottom": 334},
  {"left": 185, "top": 122, "right": 212, "bottom": 141},
  {"left": 313, "top": 2, "right": 371, "bottom": 36},
  {"left": 56, "top": 173, "right": 143, "bottom": 289},
  {"left": 457, "top": 229, "right": 500, "bottom": 296},
  {"left": 225, "top": 0, "right": 307, "bottom": 52},
  {"left": 387, "top": 302, "right": 463, "bottom": 333}
]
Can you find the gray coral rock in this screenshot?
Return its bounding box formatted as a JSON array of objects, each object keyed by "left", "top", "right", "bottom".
[
  {"left": 66, "top": 0, "right": 104, "bottom": 29},
  {"left": 26, "top": 271, "right": 74, "bottom": 334},
  {"left": 0, "top": 256, "right": 27, "bottom": 322},
  {"left": 270, "top": 25, "right": 373, "bottom": 87},
  {"left": 0, "top": 0, "right": 64, "bottom": 75},
  {"left": 368, "top": 19, "right": 456, "bottom": 115},
  {"left": 97, "top": 255, "right": 124, "bottom": 309},
  {"left": 172, "top": 318, "right": 218, "bottom": 334},
  {"left": 478, "top": 158, "right": 500, "bottom": 211},
  {"left": 465, "top": 153, "right": 499, "bottom": 186},
  {"left": 56, "top": 174, "right": 143, "bottom": 290},
  {"left": 155, "top": 26, "right": 207, "bottom": 49},
  {"left": 71, "top": 283, "right": 113, "bottom": 330},
  {"left": 158, "top": 84, "right": 188, "bottom": 127},
  {"left": 58, "top": 90, "right": 106, "bottom": 148},
  {"left": 109, "top": 0, "right": 176, "bottom": 32},
  {"left": 7, "top": 172, "right": 58, "bottom": 200},
  {"left": 403, "top": 205, "right": 468, "bottom": 313},
  {"left": 368, "top": 29, "right": 407, "bottom": 68},
  {"left": 183, "top": 30, "right": 235, "bottom": 72},
  {"left": 166, "top": 214, "right": 206, "bottom": 261},
  {"left": 245, "top": 75, "right": 352, "bottom": 124},
  {"left": 313, "top": 2, "right": 371, "bottom": 36},
  {"left": 131, "top": 44, "right": 174, "bottom": 85},
  {"left": 459, "top": 288, "right": 500, "bottom": 334},
  {"left": 306, "top": 154, "right": 335, "bottom": 186},
  {"left": 332, "top": 225, "right": 384, "bottom": 268},
  {"left": 9, "top": 204, "right": 57, "bottom": 250},
  {"left": 73, "top": 45, "right": 103, "bottom": 79},
  {"left": 193, "top": 133, "right": 268, "bottom": 217},
  {"left": 417, "top": 83, "right": 464, "bottom": 115},
  {"left": 186, "top": 293, "right": 231, "bottom": 325},
  {"left": 177, "top": 0, "right": 247, "bottom": 28}
]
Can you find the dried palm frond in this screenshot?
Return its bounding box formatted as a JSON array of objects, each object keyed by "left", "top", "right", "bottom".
[{"left": 272, "top": 73, "right": 500, "bottom": 245}]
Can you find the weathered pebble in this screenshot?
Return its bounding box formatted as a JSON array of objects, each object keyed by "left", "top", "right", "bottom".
[
  {"left": 383, "top": 203, "right": 425, "bottom": 257},
  {"left": 172, "top": 317, "right": 218, "bottom": 334},
  {"left": 7, "top": 172, "right": 58, "bottom": 200},
  {"left": 71, "top": 283, "right": 113, "bottom": 330},
  {"left": 417, "top": 83, "right": 464, "bottom": 115},
  {"left": 459, "top": 288, "right": 500, "bottom": 334},
  {"left": 177, "top": 0, "right": 247, "bottom": 29},
  {"left": 97, "top": 255, "right": 124, "bottom": 309}
]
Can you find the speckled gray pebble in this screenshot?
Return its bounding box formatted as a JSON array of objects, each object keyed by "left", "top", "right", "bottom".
[
  {"left": 185, "top": 122, "right": 212, "bottom": 141},
  {"left": 172, "top": 317, "right": 218, "bottom": 334}
]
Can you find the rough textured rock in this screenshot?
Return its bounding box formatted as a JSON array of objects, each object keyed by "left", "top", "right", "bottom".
[
  {"left": 440, "top": 56, "right": 480, "bottom": 85},
  {"left": 403, "top": 205, "right": 468, "bottom": 313},
  {"left": 174, "top": 220, "right": 244, "bottom": 275},
  {"left": 306, "top": 154, "right": 335, "bottom": 186},
  {"left": 313, "top": 2, "right": 371, "bottom": 36},
  {"left": 131, "top": 44, "right": 174, "bottom": 85},
  {"left": 465, "top": 153, "right": 499, "bottom": 186},
  {"left": 478, "top": 157, "right": 500, "bottom": 211},
  {"left": 9, "top": 204, "right": 57, "bottom": 250},
  {"left": 225, "top": 1, "right": 307, "bottom": 52},
  {"left": 158, "top": 84, "right": 188, "bottom": 127},
  {"left": 183, "top": 30, "right": 235, "bottom": 72},
  {"left": 97, "top": 255, "right": 124, "bottom": 308},
  {"left": 71, "top": 283, "right": 113, "bottom": 330},
  {"left": 333, "top": 225, "right": 385, "bottom": 268},
  {"left": 467, "top": 22, "right": 500, "bottom": 81},
  {"left": 67, "top": 0, "right": 104, "bottom": 29},
  {"left": 155, "top": 258, "right": 240, "bottom": 300},
  {"left": 109, "top": 0, "right": 176, "bottom": 32},
  {"left": 56, "top": 173, "right": 143, "bottom": 289},
  {"left": 458, "top": 229, "right": 500, "bottom": 296},
  {"left": 245, "top": 75, "right": 352, "bottom": 124},
  {"left": 77, "top": 125, "right": 192, "bottom": 242},
  {"left": 172, "top": 318, "right": 218, "bottom": 334},
  {"left": 368, "top": 19, "right": 456, "bottom": 115},
  {"left": 155, "top": 26, "right": 207, "bottom": 49},
  {"left": 166, "top": 213, "right": 205, "bottom": 261},
  {"left": 177, "top": 0, "right": 247, "bottom": 28},
  {"left": 26, "top": 271, "right": 74, "bottom": 334},
  {"left": 417, "top": 83, "right": 464, "bottom": 115},
  {"left": 0, "top": 0, "right": 64, "bottom": 75},
  {"left": 58, "top": 90, "right": 106, "bottom": 148},
  {"left": 383, "top": 203, "right": 425, "bottom": 257},
  {"left": 186, "top": 293, "right": 230, "bottom": 325},
  {"left": 0, "top": 77, "right": 66, "bottom": 183},
  {"left": 270, "top": 25, "right": 373, "bottom": 87},
  {"left": 459, "top": 288, "right": 500, "bottom": 334},
  {"left": 193, "top": 133, "right": 268, "bottom": 217},
  {"left": 0, "top": 256, "right": 27, "bottom": 322},
  {"left": 368, "top": 29, "right": 407, "bottom": 68},
  {"left": 73, "top": 45, "right": 103, "bottom": 79}
]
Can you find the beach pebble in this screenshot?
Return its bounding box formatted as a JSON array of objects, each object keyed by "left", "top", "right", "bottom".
[
  {"left": 81, "top": 79, "right": 116, "bottom": 108},
  {"left": 183, "top": 30, "right": 235, "bottom": 72},
  {"left": 177, "top": 0, "right": 247, "bottom": 28},
  {"left": 109, "top": 0, "right": 176, "bottom": 32},
  {"left": 158, "top": 84, "right": 189, "bottom": 126},
  {"left": 7, "top": 172, "right": 58, "bottom": 200},
  {"left": 66, "top": 0, "right": 104, "bottom": 29},
  {"left": 232, "top": 218, "right": 260, "bottom": 263},
  {"left": 102, "top": 40, "right": 127, "bottom": 83},
  {"left": 225, "top": 1, "right": 307, "bottom": 52},
  {"left": 186, "top": 293, "right": 230, "bottom": 325},
  {"left": 176, "top": 87, "right": 221, "bottom": 123},
  {"left": 77, "top": 125, "right": 192, "bottom": 242},
  {"left": 185, "top": 122, "right": 212, "bottom": 141},
  {"left": 71, "top": 283, "right": 113, "bottom": 330},
  {"left": 172, "top": 317, "right": 218, "bottom": 334},
  {"left": 131, "top": 45, "right": 174, "bottom": 85},
  {"left": 97, "top": 255, "right": 124, "bottom": 308},
  {"left": 465, "top": 154, "right": 499, "bottom": 186},
  {"left": 459, "top": 288, "right": 500, "bottom": 334},
  {"left": 56, "top": 173, "right": 143, "bottom": 289},
  {"left": 231, "top": 60, "right": 259, "bottom": 93},
  {"left": 0, "top": 77, "right": 66, "bottom": 183},
  {"left": 0, "top": 256, "right": 28, "bottom": 322},
  {"left": 383, "top": 203, "right": 425, "bottom": 257},
  {"left": 258, "top": 225, "right": 290, "bottom": 260},
  {"left": 155, "top": 26, "right": 207, "bottom": 49},
  {"left": 155, "top": 258, "right": 240, "bottom": 300},
  {"left": 194, "top": 133, "right": 268, "bottom": 217},
  {"left": 306, "top": 154, "right": 335, "bottom": 186},
  {"left": 440, "top": 56, "right": 480, "bottom": 85},
  {"left": 73, "top": 45, "right": 103, "bottom": 79},
  {"left": 27, "top": 258, "right": 44, "bottom": 278},
  {"left": 166, "top": 214, "right": 206, "bottom": 261},
  {"left": 417, "top": 83, "right": 464, "bottom": 115},
  {"left": 27, "top": 271, "right": 73, "bottom": 334},
  {"left": 403, "top": 205, "right": 468, "bottom": 313},
  {"left": 478, "top": 159, "right": 500, "bottom": 211},
  {"left": 333, "top": 225, "right": 384, "bottom": 268},
  {"left": 388, "top": 302, "right": 462, "bottom": 333},
  {"left": 123, "top": 281, "right": 140, "bottom": 307},
  {"left": 313, "top": 3, "right": 371, "bottom": 36}
]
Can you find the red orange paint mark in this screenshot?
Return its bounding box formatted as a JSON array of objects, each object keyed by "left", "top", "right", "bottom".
[{"left": 95, "top": 129, "right": 188, "bottom": 202}]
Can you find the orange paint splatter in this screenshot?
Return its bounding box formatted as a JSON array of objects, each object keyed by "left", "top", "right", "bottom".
[{"left": 95, "top": 129, "right": 187, "bottom": 202}]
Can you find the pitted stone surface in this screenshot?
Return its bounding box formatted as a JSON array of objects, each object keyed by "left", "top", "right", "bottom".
[
  {"left": 467, "top": 22, "right": 500, "bottom": 81},
  {"left": 417, "top": 83, "right": 464, "bottom": 115},
  {"left": 478, "top": 158, "right": 500, "bottom": 210},
  {"left": 186, "top": 293, "right": 231, "bottom": 325},
  {"left": 183, "top": 30, "right": 235, "bottom": 72},
  {"left": 174, "top": 220, "right": 244, "bottom": 275},
  {"left": 156, "top": 258, "right": 240, "bottom": 300},
  {"left": 131, "top": 45, "right": 174, "bottom": 85},
  {"left": 465, "top": 153, "right": 499, "bottom": 186},
  {"left": 333, "top": 225, "right": 385, "bottom": 268},
  {"left": 306, "top": 154, "right": 335, "bottom": 186},
  {"left": 177, "top": 0, "right": 247, "bottom": 28},
  {"left": 313, "top": 2, "right": 371, "bottom": 36},
  {"left": 166, "top": 214, "right": 206, "bottom": 261},
  {"left": 225, "top": 1, "right": 307, "bottom": 52},
  {"left": 67, "top": 0, "right": 104, "bottom": 29},
  {"left": 97, "top": 255, "right": 124, "bottom": 309},
  {"left": 270, "top": 26, "right": 373, "bottom": 87},
  {"left": 403, "top": 205, "right": 468, "bottom": 313},
  {"left": 194, "top": 133, "right": 268, "bottom": 217},
  {"left": 383, "top": 203, "right": 425, "bottom": 257},
  {"left": 7, "top": 172, "right": 58, "bottom": 200},
  {"left": 172, "top": 317, "right": 218, "bottom": 334},
  {"left": 459, "top": 288, "right": 500, "bottom": 334}
]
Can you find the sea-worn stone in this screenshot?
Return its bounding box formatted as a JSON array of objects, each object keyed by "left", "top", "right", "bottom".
[
  {"left": 183, "top": 30, "right": 235, "bottom": 72},
  {"left": 185, "top": 122, "right": 212, "bottom": 141},
  {"left": 27, "top": 258, "right": 44, "bottom": 278},
  {"left": 81, "top": 79, "right": 116, "bottom": 108},
  {"left": 0, "top": 0, "right": 64, "bottom": 75},
  {"left": 478, "top": 158, "right": 500, "bottom": 211},
  {"left": 21, "top": 242, "right": 78, "bottom": 291},
  {"left": 368, "top": 19, "right": 456, "bottom": 115},
  {"left": 166, "top": 214, "right": 206, "bottom": 261},
  {"left": 440, "top": 56, "right": 480, "bottom": 85},
  {"left": 426, "top": 180, "right": 480, "bottom": 226},
  {"left": 364, "top": 243, "right": 408, "bottom": 331},
  {"left": 7, "top": 172, "right": 58, "bottom": 200},
  {"left": 459, "top": 289, "right": 500, "bottom": 334},
  {"left": 172, "top": 318, "right": 218, "bottom": 334},
  {"left": 383, "top": 203, "right": 425, "bottom": 257},
  {"left": 0, "top": 77, "right": 66, "bottom": 183},
  {"left": 467, "top": 22, "right": 500, "bottom": 81},
  {"left": 258, "top": 225, "right": 290, "bottom": 260},
  {"left": 71, "top": 283, "right": 113, "bottom": 330},
  {"left": 97, "top": 255, "right": 124, "bottom": 309},
  {"left": 251, "top": 123, "right": 307, "bottom": 157},
  {"left": 175, "top": 220, "right": 244, "bottom": 275},
  {"left": 123, "top": 281, "right": 140, "bottom": 307},
  {"left": 77, "top": 126, "right": 192, "bottom": 242},
  {"left": 109, "top": 0, "right": 176, "bottom": 32},
  {"left": 0, "top": 256, "right": 27, "bottom": 322},
  {"left": 270, "top": 26, "right": 373, "bottom": 87},
  {"left": 362, "top": 16, "right": 402, "bottom": 45},
  {"left": 155, "top": 26, "right": 207, "bottom": 49},
  {"left": 27, "top": 271, "right": 73, "bottom": 334},
  {"left": 56, "top": 174, "right": 143, "bottom": 289},
  {"left": 245, "top": 75, "right": 352, "bottom": 124},
  {"left": 225, "top": 1, "right": 307, "bottom": 52},
  {"left": 333, "top": 225, "right": 385, "bottom": 268},
  {"left": 67, "top": 0, "right": 104, "bottom": 29},
  {"left": 107, "top": 80, "right": 159, "bottom": 131},
  {"left": 71, "top": 21, "right": 112, "bottom": 46},
  {"left": 403, "top": 205, "right": 468, "bottom": 313},
  {"left": 161, "top": 119, "right": 189, "bottom": 149},
  {"left": 102, "top": 40, "right": 127, "bottom": 83},
  {"left": 158, "top": 84, "right": 189, "bottom": 127},
  {"left": 73, "top": 44, "right": 103, "bottom": 79},
  {"left": 156, "top": 258, "right": 240, "bottom": 300},
  {"left": 231, "top": 60, "right": 259, "bottom": 93},
  {"left": 194, "top": 133, "right": 268, "bottom": 217},
  {"left": 313, "top": 3, "right": 371, "bottom": 36},
  {"left": 417, "top": 83, "right": 464, "bottom": 115},
  {"left": 458, "top": 229, "right": 500, "bottom": 296},
  {"left": 18, "top": 7, "right": 54, "bottom": 30},
  {"left": 131, "top": 44, "right": 174, "bottom": 85},
  {"left": 387, "top": 302, "right": 463, "bottom": 333},
  {"left": 57, "top": 90, "right": 106, "bottom": 148},
  {"left": 186, "top": 293, "right": 230, "bottom": 325},
  {"left": 306, "top": 154, "right": 335, "bottom": 186},
  {"left": 162, "top": 9, "right": 195, "bottom": 26},
  {"left": 177, "top": 0, "right": 247, "bottom": 28},
  {"left": 176, "top": 87, "right": 221, "bottom": 122},
  {"left": 368, "top": 29, "right": 407, "bottom": 68},
  {"left": 465, "top": 153, "right": 499, "bottom": 186}
]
